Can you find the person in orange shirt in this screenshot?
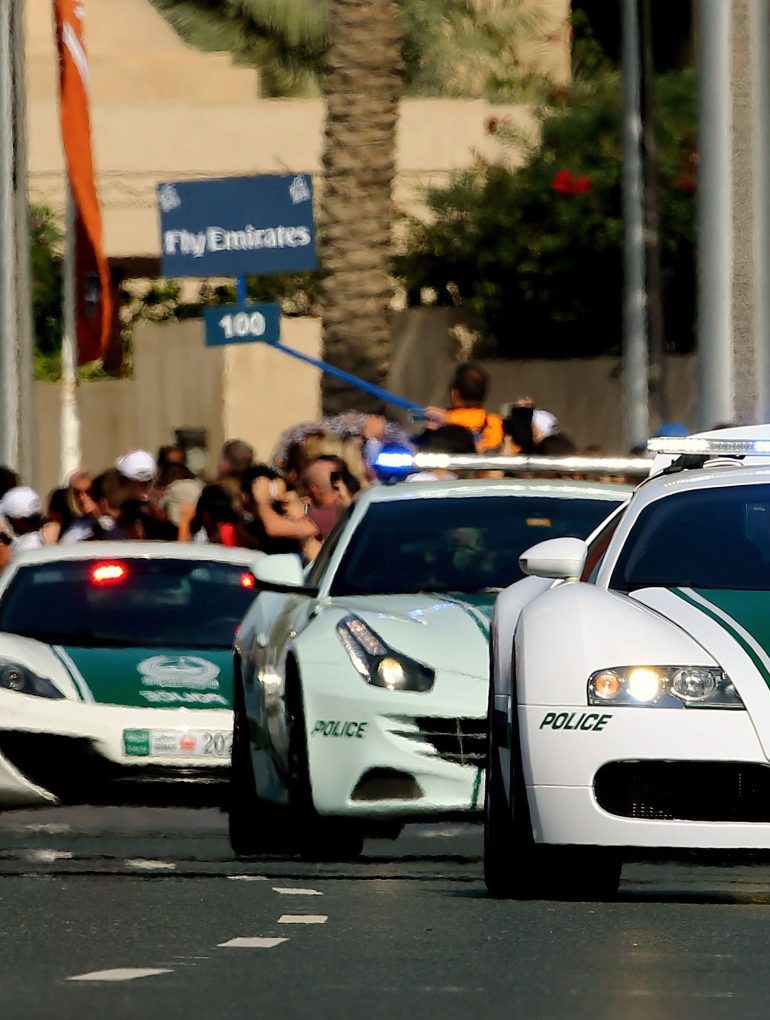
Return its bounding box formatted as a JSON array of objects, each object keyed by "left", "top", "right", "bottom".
[{"left": 425, "top": 362, "right": 504, "bottom": 452}]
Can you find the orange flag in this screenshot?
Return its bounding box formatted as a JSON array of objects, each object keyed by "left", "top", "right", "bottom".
[{"left": 52, "top": 0, "right": 112, "bottom": 364}]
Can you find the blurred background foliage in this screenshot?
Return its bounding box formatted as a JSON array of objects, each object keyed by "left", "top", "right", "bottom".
[{"left": 394, "top": 23, "right": 697, "bottom": 358}]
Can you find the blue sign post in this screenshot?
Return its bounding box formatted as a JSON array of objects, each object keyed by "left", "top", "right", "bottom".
[
  {"left": 158, "top": 174, "right": 317, "bottom": 278},
  {"left": 204, "top": 303, "right": 281, "bottom": 348}
]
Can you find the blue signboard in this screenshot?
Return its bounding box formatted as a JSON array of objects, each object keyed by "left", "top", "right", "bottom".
[
  {"left": 158, "top": 174, "right": 317, "bottom": 278},
  {"left": 204, "top": 303, "right": 281, "bottom": 347}
]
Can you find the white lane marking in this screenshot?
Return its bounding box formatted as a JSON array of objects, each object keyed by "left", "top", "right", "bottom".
[
  {"left": 27, "top": 849, "right": 73, "bottom": 863},
  {"left": 125, "top": 859, "right": 176, "bottom": 872},
  {"left": 272, "top": 887, "right": 323, "bottom": 896},
  {"left": 278, "top": 915, "right": 327, "bottom": 925},
  {"left": 24, "top": 823, "right": 71, "bottom": 834},
  {"left": 218, "top": 937, "right": 289, "bottom": 949},
  {"left": 227, "top": 875, "right": 268, "bottom": 881},
  {"left": 68, "top": 968, "right": 173, "bottom": 982}
]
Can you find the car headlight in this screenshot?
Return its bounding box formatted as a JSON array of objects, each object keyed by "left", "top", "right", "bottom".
[
  {"left": 0, "top": 660, "right": 64, "bottom": 700},
  {"left": 587, "top": 666, "right": 742, "bottom": 708},
  {"left": 336, "top": 615, "right": 435, "bottom": 692}
]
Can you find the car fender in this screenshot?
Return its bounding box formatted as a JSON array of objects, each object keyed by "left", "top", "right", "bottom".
[{"left": 491, "top": 576, "right": 554, "bottom": 698}]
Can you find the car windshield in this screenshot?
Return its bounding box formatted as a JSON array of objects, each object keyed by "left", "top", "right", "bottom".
[
  {"left": 330, "top": 494, "right": 622, "bottom": 597},
  {"left": 611, "top": 483, "right": 770, "bottom": 591},
  {"left": 0, "top": 559, "right": 258, "bottom": 648}
]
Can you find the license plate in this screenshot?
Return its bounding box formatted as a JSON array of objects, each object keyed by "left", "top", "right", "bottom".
[{"left": 123, "top": 729, "right": 232, "bottom": 758}]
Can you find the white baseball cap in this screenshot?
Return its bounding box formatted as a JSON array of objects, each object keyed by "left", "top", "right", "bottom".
[
  {"left": 0, "top": 486, "right": 42, "bottom": 519},
  {"left": 532, "top": 409, "right": 559, "bottom": 441},
  {"left": 116, "top": 450, "right": 157, "bottom": 483}
]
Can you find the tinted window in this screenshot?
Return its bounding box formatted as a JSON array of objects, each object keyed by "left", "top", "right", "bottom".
[
  {"left": 331, "top": 495, "right": 621, "bottom": 597},
  {"left": 611, "top": 484, "right": 770, "bottom": 590},
  {"left": 0, "top": 559, "right": 258, "bottom": 648}
]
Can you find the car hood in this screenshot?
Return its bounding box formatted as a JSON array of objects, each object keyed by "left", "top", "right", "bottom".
[
  {"left": 51, "top": 646, "right": 233, "bottom": 709},
  {"left": 327, "top": 592, "right": 495, "bottom": 678}
]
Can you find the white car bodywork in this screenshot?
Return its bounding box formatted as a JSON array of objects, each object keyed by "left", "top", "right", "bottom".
[
  {"left": 492, "top": 448, "right": 770, "bottom": 856},
  {"left": 235, "top": 478, "right": 628, "bottom": 825},
  {"left": 0, "top": 542, "right": 262, "bottom": 808}
]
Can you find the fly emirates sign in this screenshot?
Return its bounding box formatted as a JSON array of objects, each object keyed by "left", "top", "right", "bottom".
[{"left": 158, "top": 174, "right": 317, "bottom": 277}]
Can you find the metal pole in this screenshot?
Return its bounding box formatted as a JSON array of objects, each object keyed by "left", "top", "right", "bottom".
[
  {"left": 622, "top": 0, "right": 649, "bottom": 449},
  {"left": 60, "top": 186, "right": 81, "bottom": 480},
  {"left": 752, "top": 0, "right": 770, "bottom": 422},
  {"left": 697, "top": 0, "right": 734, "bottom": 428},
  {"left": 0, "top": 0, "right": 19, "bottom": 470},
  {"left": 12, "top": 0, "right": 34, "bottom": 482}
]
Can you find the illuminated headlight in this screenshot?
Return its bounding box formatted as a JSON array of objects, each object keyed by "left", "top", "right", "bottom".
[
  {"left": 0, "top": 661, "right": 64, "bottom": 700},
  {"left": 587, "top": 666, "right": 742, "bottom": 708},
  {"left": 336, "top": 615, "right": 434, "bottom": 693}
]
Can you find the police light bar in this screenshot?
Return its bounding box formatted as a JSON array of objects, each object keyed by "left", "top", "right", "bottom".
[
  {"left": 647, "top": 437, "right": 770, "bottom": 457},
  {"left": 411, "top": 454, "right": 652, "bottom": 477}
]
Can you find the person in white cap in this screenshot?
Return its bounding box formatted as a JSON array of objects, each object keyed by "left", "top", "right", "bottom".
[
  {"left": 115, "top": 450, "right": 157, "bottom": 501},
  {"left": 0, "top": 487, "right": 44, "bottom": 559}
]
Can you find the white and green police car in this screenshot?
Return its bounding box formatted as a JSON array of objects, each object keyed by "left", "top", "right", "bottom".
[
  {"left": 0, "top": 542, "right": 261, "bottom": 808},
  {"left": 487, "top": 426, "right": 770, "bottom": 899},
  {"left": 230, "top": 476, "right": 629, "bottom": 860}
]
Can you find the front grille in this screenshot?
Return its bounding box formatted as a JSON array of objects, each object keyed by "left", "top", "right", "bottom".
[
  {"left": 595, "top": 761, "right": 770, "bottom": 822},
  {"left": 389, "top": 716, "right": 486, "bottom": 768}
]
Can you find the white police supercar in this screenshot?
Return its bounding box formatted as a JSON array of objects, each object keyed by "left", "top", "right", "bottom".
[
  {"left": 230, "top": 476, "right": 629, "bottom": 859},
  {"left": 487, "top": 426, "right": 770, "bottom": 898}
]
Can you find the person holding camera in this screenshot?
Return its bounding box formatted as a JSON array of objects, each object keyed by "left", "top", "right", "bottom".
[{"left": 240, "top": 464, "right": 321, "bottom": 561}]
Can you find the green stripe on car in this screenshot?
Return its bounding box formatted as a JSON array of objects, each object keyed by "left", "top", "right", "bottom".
[{"left": 672, "top": 588, "right": 770, "bottom": 687}]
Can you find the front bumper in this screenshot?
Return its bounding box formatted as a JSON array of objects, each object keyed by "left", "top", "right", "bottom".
[
  {"left": 303, "top": 664, "right": 487, "bottom": 818},
  {"left": 521, "top": 703, "right": 770, "bottom": 849},
  {"left": 0, "top": 692, "right": 232, "bottom": 808}
]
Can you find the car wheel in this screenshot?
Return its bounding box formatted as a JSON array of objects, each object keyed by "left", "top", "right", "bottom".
[
  {"left": 484, "top": 671, "right": 622, "bottom": 901},
  {"left": 285, "top": 660, "right": 364, "bottom": 862},
  {"left": 484, "top": 684, "right": 540, "bottom": 897},
  {"left": 228, "top": 668, "right": 285, "bottom": 856}
]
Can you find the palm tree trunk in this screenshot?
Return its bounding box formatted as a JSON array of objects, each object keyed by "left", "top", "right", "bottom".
[{"left": 319, "top": 0, "right": 403, "bottom": 414}]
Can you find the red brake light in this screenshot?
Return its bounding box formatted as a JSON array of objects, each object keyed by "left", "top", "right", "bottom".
[
  {"left": 91, "top": 562, "right": 127, "bottom": 585},
  {"left": 240, "top": 572, "right": 256, "bottom": 589}
]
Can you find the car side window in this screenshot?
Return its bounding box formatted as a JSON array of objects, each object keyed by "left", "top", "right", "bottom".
[
  {"left": 580, "top": 506, "right": 625, "bottom": 583},
  {"left": 305, "top": 506, "right": 354, "bottom": 587}
]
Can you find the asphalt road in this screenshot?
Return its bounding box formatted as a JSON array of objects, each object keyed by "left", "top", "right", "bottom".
[{"left": 2, "top": 808, "right": 770, "bottom": 1019}]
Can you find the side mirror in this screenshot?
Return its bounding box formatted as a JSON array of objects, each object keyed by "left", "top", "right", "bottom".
[
  {"left": 255, "top": 555, "right": 319, "bottom": 596},
  {"left": 519, "top": 537, "right": 588, "bottom": 581}
]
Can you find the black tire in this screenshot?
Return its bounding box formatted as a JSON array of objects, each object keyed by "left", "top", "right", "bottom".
[
  {"left": 484, "top": 680, "right": 541, "bottom": 897},
  {"left": 228, "top": 668, "right": 287, "bottom": 856},
  {"left": 285, "top": 661, "right": 364, "bottom": 862},
  {"left": 484, "top": 661, "right": 621, "bottom": 901}
]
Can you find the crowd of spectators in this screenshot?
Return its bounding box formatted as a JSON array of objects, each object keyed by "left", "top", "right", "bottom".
[{"left": 0, "top": 361, "right": 631, "bottom": 570}]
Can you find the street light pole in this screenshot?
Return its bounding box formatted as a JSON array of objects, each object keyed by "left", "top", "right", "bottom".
[
  {"left": 696, "top": 0, "right": 733, "bottom": 428},
  {"left": 621, "top": 0, "right": 649, "bottom": 450},
  {"left": 0, "top": 0, "right": 20, "bottom": 470}
]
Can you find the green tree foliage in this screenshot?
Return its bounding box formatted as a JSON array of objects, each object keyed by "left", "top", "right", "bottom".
[
  {"left": 395, "top": 65, "right": 697, "bottom": 358},
  {"left": 149, "top": 0, "right": 551, "bottom": 98},
  {"left": 29, "top": 205, "right": 62, "bottom": 357}
]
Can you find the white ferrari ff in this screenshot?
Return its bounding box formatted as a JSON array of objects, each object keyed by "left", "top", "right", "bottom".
[
  {"left": 486, "top": 427, "right": 770, "bottom": 899},
  {"left": 230, "top": 477, "right": 629, "bottom": 859},
  {"left": 0, "top": 543, "right": 261, "bottom": 809}
]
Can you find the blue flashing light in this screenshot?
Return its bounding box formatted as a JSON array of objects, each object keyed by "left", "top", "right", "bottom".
[{"left": 372, "top": 444, "right": 416, "bottom": 483}]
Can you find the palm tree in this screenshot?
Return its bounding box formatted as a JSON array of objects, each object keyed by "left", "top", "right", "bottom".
[{"left": 317, "top": 0, "right": 403, "bottom": 412}]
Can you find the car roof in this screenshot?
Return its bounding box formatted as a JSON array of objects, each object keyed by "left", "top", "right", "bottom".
[
  {"left": 360, "top": 478, "right": 632, "bottom": 506},
  {"left": 8, "top": 542, "right": 263, "bottom": 568},
  {"left": 634, "top": 463, "right": 770, "bottom": 504}
]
